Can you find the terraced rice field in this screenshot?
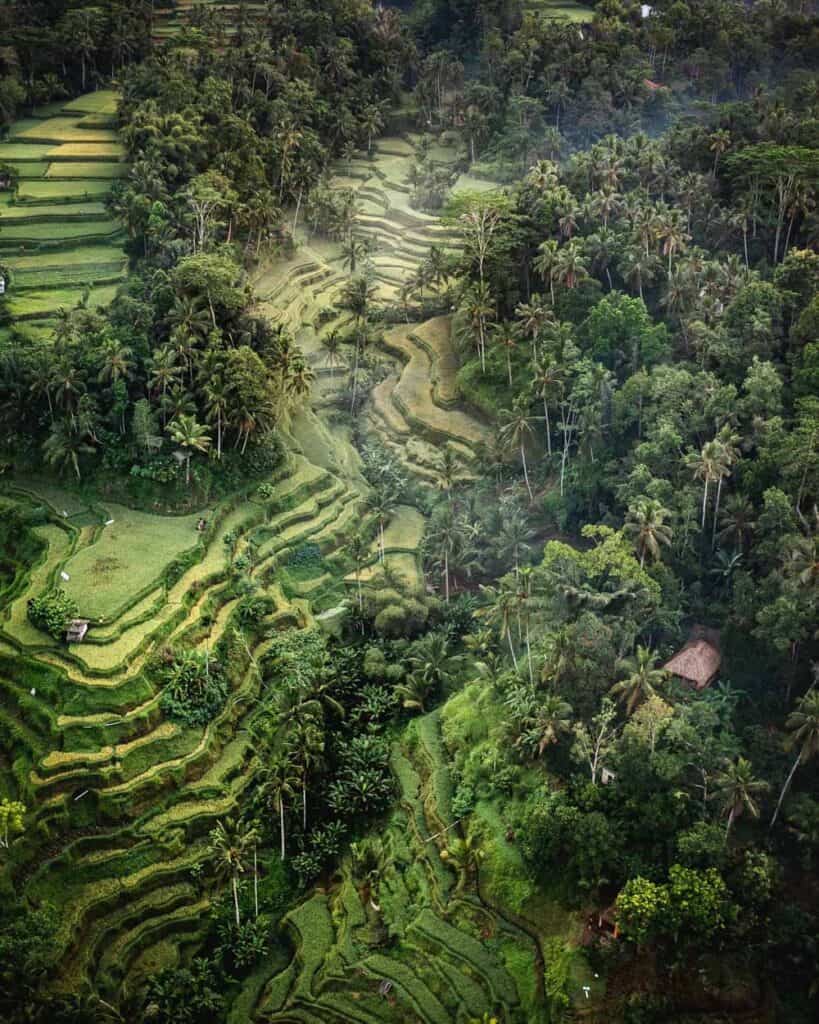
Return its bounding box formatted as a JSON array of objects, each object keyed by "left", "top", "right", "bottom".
[
  {"left": 0, "top": 89, "right": 128, "bottom": 322},
  {"left": 0, "top": 134, "right": 530, "bottom": 1019}
]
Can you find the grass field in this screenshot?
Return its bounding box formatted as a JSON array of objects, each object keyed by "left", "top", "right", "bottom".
[
  {"left": 7, "top": 283, "right": 121, "bottom": 319},
  {"left": 61, "top": 506, "right": 204, "bottom": 620},
  {"left": 525, "top": 0, "right": 595, "bottom": 21}
]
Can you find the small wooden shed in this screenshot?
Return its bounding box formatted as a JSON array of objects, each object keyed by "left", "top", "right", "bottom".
[
  {"left": 664, "top": 626, "right": 721, "bottom": 691},
  {"left": 66, "top": 619, "right": 89, "bottom": 644}
]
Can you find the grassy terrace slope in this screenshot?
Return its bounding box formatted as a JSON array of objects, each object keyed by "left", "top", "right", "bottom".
[{"left": 0, "top": 90, "right": 127, "bottom": 323}]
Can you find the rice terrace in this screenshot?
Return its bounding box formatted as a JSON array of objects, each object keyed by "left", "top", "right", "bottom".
[{"left": 0, "top": 3, "right": 818, "bottom": 1024}]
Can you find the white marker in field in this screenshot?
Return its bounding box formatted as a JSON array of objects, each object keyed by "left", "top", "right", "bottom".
[{"left": 60, "top": 571, "right": 70, "bottom": 581}]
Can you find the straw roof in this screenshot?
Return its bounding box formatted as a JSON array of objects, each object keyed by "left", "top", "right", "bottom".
[{"left": 664, "top": 639, "right": 721, "bottom": 690}]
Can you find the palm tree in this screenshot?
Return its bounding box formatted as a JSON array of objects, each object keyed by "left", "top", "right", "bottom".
[
  {"left": 493, "top": 324, "right": 518, "bottom": 388},
  {"left": 425, "top": 503, "right": 461, "bottom": 602},
  {"left": 360, "top": 103, "right": 385, "bottom": 155},
  {"left": 712, "top": 757, "right": 767, "bottom": 836},
  {"left": 708, "top": 129, "right": 731, "bottom": 176},
  {"left": 783, "top": 536, "right": 819, "bottom": 590},
  {"left": 478, "top": 578, "right": 522, "bottom": 671},
  {"left": 291, "top": 719, "right": 324, "bottom": 832},
  {"left": 441, "top": 831, "right": 485, "bottom": 895},
  {"left": 318, "top": 329, "right": 346, "bottom": 380},
  {"left": 533, "top": 239, "right": 559, "bottom": 305},
  {"left": 408, "top": 631, "right": 465, "bottom": 692},
  {"left": 520, "top": 693, "right": 573, "bottom": 757},
  {"left": 618, "top": 245, "right": 660, "bottom": 302},
  {"left": 717, "top": 493, "right": 755, "bottom": 553},
  {"left": 770, "top": 690, "right": 819, "bottom": 829},
  {"left": 339, "top": 275, "right": 376, "bottom": 413},
  {"left": 515, "top": 294, "right": 552, "bottom": 362},
  {"left": 554, "top": 240, "right": 589, "bottom": 290},
  {"left": 262, "top": 755, "right": 299, "bottom": 859},
  {"left": 610, "top": 645, "right": 668, "bottom": 716},
  {"left": 686, "top": 438, "right": 729, "bottom": 534},
  {"left": 168, "top": 414, "right": 211, "bottom": 487},
  {"left": 42, "top": 420, "right": 94, "bottom": 482},
  {"left": 208, "top": 819, "right": 259, "bottom": 928},
  {"left": 341, "top": 236, "right": 369, "bottom": 275},
  {"left": 348, "top": 532, "right": 370, "bottom": 614},
  {"left": 461, "top": 280, "right": 494, "bottom": 372},
  {"left": 395, "top": 672, "right": 434, "bottom": 713},
  {"left": 499, "top": 401, "right": 538, "bottom": 501},
  {"left": 148, "top": 346, "right": 181, "bottom": 427},
  {"left": 624, "top": 499, "right": 673, "bottom": 568},
  {"left": 97, "top": 339, "right": 133, "bottom": 387},
  {"left": 203, "top": 375, "right": 230, "bottom": 460},
  {"left": 366, "top": 487, "right": 395, "bottom": 563}
]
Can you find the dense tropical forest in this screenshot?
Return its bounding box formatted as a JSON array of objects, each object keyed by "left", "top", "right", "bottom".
[{"left": 0, "top": 1, "right": 818, "bottom": 1021}]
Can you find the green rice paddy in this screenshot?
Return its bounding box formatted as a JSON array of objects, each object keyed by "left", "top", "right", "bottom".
[{"left": 0, "top": 93, "right": 127, "bottom": 323}]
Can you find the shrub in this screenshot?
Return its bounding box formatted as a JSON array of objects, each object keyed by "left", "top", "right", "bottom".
[
  {"left": 27, "top": 588, "right": 78, "bottom": 640},
  {"left": 158, "top": 648, "right": 229, "bottom": 726}
]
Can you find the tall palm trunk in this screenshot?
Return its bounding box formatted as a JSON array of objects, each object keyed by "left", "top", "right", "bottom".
[
  {"left": 543, "top": 398, "right": 552, "bottom": 456},
  {"left": 280, "top": 797, "right": 286, "bottom": 859},
  {"left": 444, "top": 549, "right": 450, "bottom": 603},
  {"left": 770, "top": 751, "right": 801, "bottom": 829},
  {"left": 712, "top": 476, "right": 724, "bottom": 548},
  {"left": 701, "top": 480, "right": 709, "bottom": 531},
  {"left": 302, "top": 782, "right": 307, "bottom": 832},
  {"left": 232, "top": 873, "right": 241, "bottom": 928},
  {"left": 520, "top": 442, "right": 533, "bottom": 501},
  {"left": 254, "top": 847, "right": 259, "bottom": 919}
]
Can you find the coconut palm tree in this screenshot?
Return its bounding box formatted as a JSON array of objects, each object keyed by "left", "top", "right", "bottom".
[
  {"left": 366, "top": 487, "right": 395, "bottom": 563},
  {"left": 42, "top": 420, "right": 94, "bottom": 481},
  {"left": 492, "top": 324, "right": 519, "bottom": 388},
  {"left": 771, "top": 689, "right": 819, "bottom": 829},
  {"left": 461, "top": 280, "right": 494, "bottom": 372},
  {"left": 148, "top": 346, "right": 182, "bottom": 427},
  {"left": 554, "top": 239, "right": 589, "bottom": 290},
  {"left": 291, "top": 718, "right": 324, "bottom": 832},
  {"left": 318, "top": 329, "right": 346, "bottom": 381},
  {"left": 441, "top": 831, "right": 485, "bottom": 895},
  {"left": 409, "top": 631, "right": 465, "bottom": 692},
  {"left": 395, "top": 672, "right": 434, "bottom": 713},
  {"left": 624, "top": 499, "right": 674, "bottom": 568},
  {"left": 478, "top": 578, "right": 522, "bottom": 671},
  {"left": 168, "top": 414, "right": 211, "bottom": 487},
  {"left": 515, "top": 294, "right": 553, "bottom": 362},
  {"left": 712, "top": 757, "right": 768, "bottom": 836},
  {"left": 339, "top": 274, "right": 376, "bottom": 412},
  {"left": 717, "top": 493, "right": 756, "bottom": 553},
  {"left": 97, "top": 339, "right": 133, "bottom": 388},
  {"left": 202, "top": 375, "right": 230, "bottom": 460},
  {"left": 533, "top": 238, "right": 559, "bottom": 305},
  {"left": 499, "top": 400, "right": 539, "bottom": 501},
  {"left": 208, "top": 819, "right": 259, "bottom": 928},
  {"left": 261, "top": 756, "right": 299, "bottom": 859},
  {"left": 348, "top": 532, "right": 370, "bottom": 614},
  {"left": 686, "top": 438, "right": 730, "bottom": 535},
  {"left": 529, "top": 693, "right": 573, "bottom": 756},
  {"left": 610, "top": 646, "right": 668, "bottom": 716}
]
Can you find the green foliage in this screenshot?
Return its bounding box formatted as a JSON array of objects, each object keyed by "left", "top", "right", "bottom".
[
  {"left": 158, "top": 648, "right": 228, "bottom": 726},
  {"left": 142, "top": 957, "right": 225, "bottom": 1024},
  {"left": 26, "top": 587, "right": 78, "bottom": 639}
]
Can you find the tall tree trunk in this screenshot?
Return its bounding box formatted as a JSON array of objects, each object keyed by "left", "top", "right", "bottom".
[
  {"left": 444, "top": 549, "right": 450, "bottom": 603},
  {"left": 507, "top": 625, "right": 518, "bottom": 670},
  {"left": 302, "top": 782, "right": 307, "bottom": 832},
  {"left": 543, "top": 399, "right": 552, "bottom": 456},
  {"left": 280, "top": 797, "right": 286, "bottom": 859},
  {"left": 712, "top": 476, "right": 723, "bottom": 548},
  {"left": 254, "top": 847, "right": 259, "bottom": 919},
  {"left": 521, "top": 442, "right": 533, "bottom": 501},
  {"left": 701, "top": 480, "right": 709, "bottom": 532},
  {"left": 770, "top": 751, "right": 801, "bottom": 829},
  {"left": 232, "top": 874, "right": 241, "bottom": 928}
]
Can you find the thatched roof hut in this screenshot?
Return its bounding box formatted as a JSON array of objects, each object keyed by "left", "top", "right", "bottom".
[{"left": 664, "top": 627, "right": 721, "bottom": 690}]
